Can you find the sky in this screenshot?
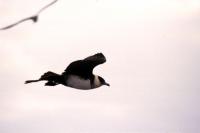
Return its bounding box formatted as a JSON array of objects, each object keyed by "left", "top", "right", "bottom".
[{"left": 0, "top": 0, "right": 200, "bottom": 133}]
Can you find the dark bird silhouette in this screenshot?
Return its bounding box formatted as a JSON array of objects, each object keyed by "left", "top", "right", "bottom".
[
  {"left": 25, "top": 53, "right": 110, "bottom": 90},
  {"left": 0, "top": 0, "right": 58, "bottom": 30}
]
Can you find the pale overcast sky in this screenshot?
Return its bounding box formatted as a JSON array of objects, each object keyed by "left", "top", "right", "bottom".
[{"left": 0, "top": 0, "right": 200, "bottom": 133}]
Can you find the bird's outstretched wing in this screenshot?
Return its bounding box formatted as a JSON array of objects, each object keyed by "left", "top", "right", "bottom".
[
  {"left": 63, "top": 53, "right": 106, "bottom": 79},
  {"left": 0, "top": 0, "right": 58, "bottom": 30},
  {"left": 37, "top": 0, "right": 58, "bottom": 14},
  {"left": 83, "top": 53, "right": 106, "bottom": 66},
  {"left": 0, "top": 16, "right": 37, "bottom": 30}
]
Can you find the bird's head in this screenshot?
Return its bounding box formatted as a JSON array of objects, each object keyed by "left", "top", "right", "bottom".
[{"left": 98, "top": 76, "right": 110, "bottom": 87}]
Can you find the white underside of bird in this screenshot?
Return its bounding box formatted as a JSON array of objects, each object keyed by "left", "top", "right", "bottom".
[{"left": 66, "top": 75, "right": 101, "bottom": 89}]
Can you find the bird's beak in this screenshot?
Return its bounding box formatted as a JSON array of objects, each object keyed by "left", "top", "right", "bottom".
[{"left": 104, "top": 82, "right": 110, "bottom": 87}]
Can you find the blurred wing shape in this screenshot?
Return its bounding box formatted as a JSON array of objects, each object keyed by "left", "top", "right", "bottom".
[
  {"left": 0, "top": 0, "right": 58, "bottom": 30},
  {"left": 0, "top": 17, "right": 35, "bottom": 30},
  {"left": 37, "top": 0, "right": 58, "bottom": 14}
]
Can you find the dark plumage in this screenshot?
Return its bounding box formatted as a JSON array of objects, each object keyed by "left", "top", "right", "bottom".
[
  {"left": 25, "top": 53, "right": 110, "bottom": 90},
  {"left": 0, "top": 0, "right": 58, "bottom": 30}
]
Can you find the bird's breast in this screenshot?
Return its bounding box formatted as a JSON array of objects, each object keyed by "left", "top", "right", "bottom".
[{"left": 66, "top": 75, "right": 92, "bottom": 90}]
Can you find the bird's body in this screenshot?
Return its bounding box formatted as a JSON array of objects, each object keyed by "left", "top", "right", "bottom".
[
  {"left": 0, "top": 0, "right": 57, "bottom": 30},
  {"left": 25, "top": 53, "right": 109, "bottom": 90},
  {"left": 66, "top": 75, "right": 93, "bottom": 90}
]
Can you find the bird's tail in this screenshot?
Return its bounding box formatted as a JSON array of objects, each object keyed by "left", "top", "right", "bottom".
[
  {"left": 41, "top": 71, "right": 62, "bottom": 86},
  {"left": 25, "top": 71, "right": 62, "bottom": 85},
  {"left": 25, "top": 79, "right": 41, "bottom": 84}
]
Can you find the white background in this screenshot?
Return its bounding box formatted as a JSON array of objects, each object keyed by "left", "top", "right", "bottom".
[{"left": 0, "top": 0, "right": 200, "bottom": 133}]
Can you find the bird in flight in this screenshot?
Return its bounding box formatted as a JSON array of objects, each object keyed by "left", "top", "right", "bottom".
[
  {"left": 25, "top": 53, "right": 110, "bottom": 90},
  {"left": 0, "top": 0, "right": 58, "bottom": 30}
]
